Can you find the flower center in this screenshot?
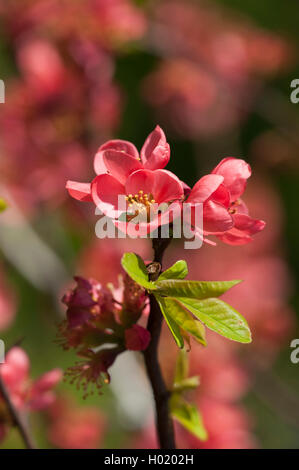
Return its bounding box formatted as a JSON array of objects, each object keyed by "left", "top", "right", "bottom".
[
  {"left": 125, "top": 190, "right": 156, "bottom": 221},
  {"left": 126, "top": 190, "right": 155, "bottom": 207},
  {"left": 228, "top": 199, "right": 241, "bottom": 215}
]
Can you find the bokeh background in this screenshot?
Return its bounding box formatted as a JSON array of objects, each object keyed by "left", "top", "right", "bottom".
[{"left": 0, "top": 0, "right": 299, "bottom": 449}]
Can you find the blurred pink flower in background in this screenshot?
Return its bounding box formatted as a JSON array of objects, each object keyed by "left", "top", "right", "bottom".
[
  {"left": 142, "top": 59, "right": 247, "bottom": 138},
  {"left": 187, "top": 398, "right": 257, "bottom": 449},
  {"left": 0, "top": 0, "right": 147, "bottom": 49},
  {"left": 0, "top": 0, "right": 147, "bottom": 213},
  {"left": 0, "top": 347, "right": 62, "bottom": 442},
  {"left": 0, "top": 347, "right": 62, "bottom": 411},
  {"left": 47, "top": 395, "right": 105, "bottom": 449},
  {"left": 143, "top": 0, "right": 293, "bottom": 138}
]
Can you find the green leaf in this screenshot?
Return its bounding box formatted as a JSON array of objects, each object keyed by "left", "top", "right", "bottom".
[
  {"left": 174, "top": 349, "right": 189, "bottom": 383},
  {"left": 121, "top": 252, "right": 157, "bottom": 290},
  {"left": 158, "top": 260, "right": 188, "bottom": 281},
  {"left": 177, "top": 297, "right": 251, "bottom": 344},
  {"left": 155, "top": 279, "right": 242, "bottom": 299},
  {"left": 171, "top": 395, "right": 208, "bottom": 441},
  {"left": 173, "top": 377, "right": 200, "bottom": 393},
  {"left": 155, "top": 296, "right": 206, "bottom": 347},
  {"left": 0, "top": 198, "right": 7, "bottom": 213},
  {"left": 155, "top": 296, "right": 184, "bottom": 348}
]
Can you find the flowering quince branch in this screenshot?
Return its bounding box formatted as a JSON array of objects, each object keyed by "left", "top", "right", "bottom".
[{"left": 63, "top": 126, "right": 266, "bottom": 449}]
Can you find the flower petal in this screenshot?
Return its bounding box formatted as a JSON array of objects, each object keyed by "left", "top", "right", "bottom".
[
  {"left": 211, "top": 183, "right": 230, "bottom": 208},
  {"left": 1, "top": 347, "right": 30, "bottom": 390},
  {"left": 91, "top": 174, "right": 125, "bottom": 218},
  {"left": 216, "top": 229, "right": 253, "bottom": 246},
  {"left": 125, "top": 169, "right": 156, "bottom": 197},
  {"left": 94, "top": 139, "right": 139, "bottom": 175},
  {"left": 203, "top": 200, "right": 234, "bottom": 233},
  {"left": 140, "top": 125, "right": 170, "bottom": 170},
  {"left": 152, "top": 170, "right": 184, "bottom": 203},
  {"left": 66, "top": 181, "right": 93, "bottom": 202},
  {"left": 212, "top": 157, "right": 251, "bottom": 201},
  {"left": 188, "top": 174, "right": 224, "bottom": 204},
  {"left": 233, "top": 213, "right": 266, "bottom": 235},
  {"left": 126, "top": 169, "right": 183, "bottom": 204},
  {"left": 103, "top": 150, "right": 143, "bottom": 184}
]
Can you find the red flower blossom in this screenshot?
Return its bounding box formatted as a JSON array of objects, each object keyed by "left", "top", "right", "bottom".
[
  {"left": 66, "top": 128, "right": 184, "bottom": 235},
  {"left": 66, "top": 125, "right": 172, "bottom": 202},
  {"left": 187, "top": 158, "right": 265, "bottom": 244}
]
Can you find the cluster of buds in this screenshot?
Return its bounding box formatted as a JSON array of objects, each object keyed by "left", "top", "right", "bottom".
[{"left": 60, "top": 275, "right": 150, "bottom": 397}]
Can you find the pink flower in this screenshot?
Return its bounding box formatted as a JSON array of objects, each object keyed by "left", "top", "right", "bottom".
[
  {"left": 212, "top": 158, "right": 266, "bottom": 244},
  {"left": 125, "top": 324, "right": 151, "bottom": 351},
  {"left": 29, "top": 369, "right": 63, "bottom": 411},
  {"left": 66, "top": 128, "right": 184, "bottom": 235},
  {"left": 0, "top": 347, "right": 61, "bottom": 416},
  {"left": 92, "top": 168, "right": 183, "bottom": 235},
  {"left": 17, "top": 38, "right": 67, "bottom": 99},
  {"left": 94, "top": 125, "right": 170, "bottom": 174},
  {"left": 187, "top": 158, "right": 265, "bottom": 244},
  {"left": 0, "top": 347, "right": 30, "bottom": 409},
  {"left": 66, "top": 126, "right": 171, "bottom": 202}
]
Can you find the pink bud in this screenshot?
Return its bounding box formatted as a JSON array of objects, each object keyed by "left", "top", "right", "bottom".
[{"left": 125, "top": 325, "right": 151, "bottom": 351}]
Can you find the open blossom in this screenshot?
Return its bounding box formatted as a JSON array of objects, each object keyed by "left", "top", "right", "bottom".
[
  {"left": 66, "top": 128, "right": 264, "bottom": 242},
  {"left": 0, "top": 347, "right": 62, "bottom": 442},
  {"left": 187, "top": 157, "right": 265, "bottom": 245},
  {"left": 66, "top": 125, "right": 171, "bottom": 201},
  {"left": 67, "top": 126, "right": 184, "bottom": 235}
]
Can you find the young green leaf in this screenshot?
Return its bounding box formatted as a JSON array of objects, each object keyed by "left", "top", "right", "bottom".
[
  {"left": 121, "top": 252, "right": 157, "bottom": 290},
  {"left": 154, "top": 279, "right": 242, "bottom": 299},
  {"left": 155, "top": 296, "right": 206, "bottom": 346},
  {"left": 173, "top": 376, "right": 200, "bottom": 393},
  {"left": 177, "top": 297, "right": 252, "bottom": 344},
  {"left": 155, "top": 296, "right": 184, "bottom": 348},
  {"left": 158, "top": 260, "right": 188, "bottom": 281},
  {"left": 174, "top": 349, "right": 189, "bottom": 383},
  {"left": 171, "top": 395, "right": 208, "bottom": 441}
]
